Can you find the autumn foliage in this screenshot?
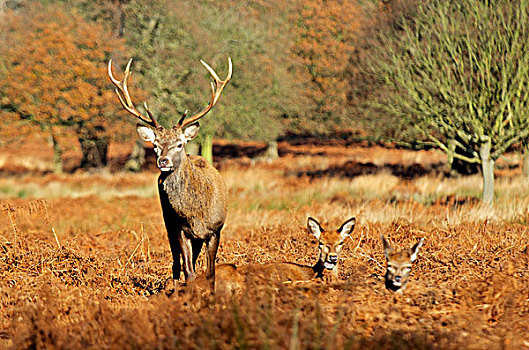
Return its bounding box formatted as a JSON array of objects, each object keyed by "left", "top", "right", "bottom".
[
  {"left": 0, "top": 0, "right": 373, "bottom": 172},
  {"left": 1, "top": 5, "right": 129, "bottom": 170},
  {"left": 292, "top": 0, "right": 361, "bottom": 129}
]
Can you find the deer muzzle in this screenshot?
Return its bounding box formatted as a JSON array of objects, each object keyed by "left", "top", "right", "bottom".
[
  {"left": 157, "top": 156, "right": 173, "bottom": 172},
  {"left": 393, "top": 275, "right": 403, "bottom": 285},
  {"left": 323, "top": 254, "right": 338, "bottom": 270}
]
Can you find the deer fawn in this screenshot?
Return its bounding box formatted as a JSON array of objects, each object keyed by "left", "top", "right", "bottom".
[
  {"left": 305, "top": 216, "right": 356, "bottom": 280},
  {"left": 381, "top": 235, "right": 424, "bottom": 293},
  {"left": 108, "top": 57, "right": 232, "bottom": 288},
  {"left": 213, "top": 217, "right": 356, "bottom": 295}
]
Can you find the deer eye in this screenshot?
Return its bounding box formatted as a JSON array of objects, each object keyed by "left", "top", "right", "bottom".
[{"left": 167, "top": 142, "right": 183, "bottom": 151}]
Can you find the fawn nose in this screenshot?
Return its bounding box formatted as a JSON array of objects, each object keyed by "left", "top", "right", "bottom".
[
  {"left": 394, "top": 275, "right": 402, "bottom": 283},
  {"left": 328, "top": 255, "right": 338, "bottom": 263}
]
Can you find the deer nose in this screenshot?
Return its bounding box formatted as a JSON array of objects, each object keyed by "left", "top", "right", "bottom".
[
  {"left": 158, "top": 157, "right": 171, "bottom": 168},
  {"left": 328, "top": 255, "right": 338, "bottom": 263},
  {"left": 394, "top": 275, "right": 402, "bottom": 283}
]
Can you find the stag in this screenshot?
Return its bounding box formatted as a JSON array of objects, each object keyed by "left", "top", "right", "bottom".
[{"left": 108, "top": 57, "right": 232, "bottom": 289}]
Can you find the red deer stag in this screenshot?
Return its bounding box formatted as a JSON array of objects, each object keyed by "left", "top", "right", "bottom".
[{"left": 108, "top": 57, "right": 232, "bottom": 289}]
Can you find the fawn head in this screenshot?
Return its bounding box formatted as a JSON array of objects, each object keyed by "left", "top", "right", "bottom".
[
  {"left": 307, "top": 217, "right": 356, "bottom": 271},
  {"left": 381, "top": 235, "right": 424, "bottom": 292},
  {"left": 108, "top": 58, "right": 232, "bottom": 172}
]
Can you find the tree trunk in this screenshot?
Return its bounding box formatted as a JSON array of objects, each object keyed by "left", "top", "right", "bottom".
[
  {"left": 263, "top": 141, "right": 279, "bottom": 160},
  {"left": 200, "top": 134, "right": 213, "bottom": 164},
  {"left": 523, "top": 143, "right": 529, "bottom": 178},
  {"left": 49, "top": 131, "right": 63, "bottom": 174},
  {"left": 124, "top": 139, "right": 146, "bottom": 172},
  {"left": 113, "top": 0, "right": 125, "bottom": 38},
  {"left": 79, "top": 137, "right": 108, "bottom": 170},
  {"left": 480, "top": 141, "right": 494, "bottom": 205}
]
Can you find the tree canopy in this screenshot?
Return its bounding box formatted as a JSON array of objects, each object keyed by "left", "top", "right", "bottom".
[
  {"left": 367, "top": 0, "right": 529, "bottom": 203},
  {"left": 0, "top": 4, "right": 129, "bottom": 170},
  {"left": 3, "top": 0, "right": 529, "bottom": 181},
  {"left": 291, "top": 0, "right": 361, "bottom": 132}
]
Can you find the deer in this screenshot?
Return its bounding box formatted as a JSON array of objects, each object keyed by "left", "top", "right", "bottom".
[
  {"left": 108, "top": 57, "right": 232, "bottom": 290},
  {"left": 380, "top": 235, "right": 424, "bottom": 293},
  {"left": 211, "top": 217, "right": 357, "bottom": 296}
]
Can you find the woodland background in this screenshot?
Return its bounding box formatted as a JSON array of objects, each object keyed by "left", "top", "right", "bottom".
[
  {"left": 1, "top": 1, "right": 529, "bottom": 349},
  {"left": 0, "top": 0, "right": 416, "bottom": 171}
]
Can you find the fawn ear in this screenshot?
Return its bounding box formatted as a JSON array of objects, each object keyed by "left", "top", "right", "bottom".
[
  {"left": 338, "top": 217, "right": 356, "bottom": 239},
  {"left": 137, "top": 125, "right": 155, "bottom": 143},
  {"left": 307, "top": 217, "right": 323, "bottom": 240},
  {"left": 184, "top": 122, "right": 200, "bottom": 141},
  {"left": 409, "top": 237, "right": 425, "bottom": 262},
  {"left": 381, "top": 235, "right": 393, "bottom": 259}
]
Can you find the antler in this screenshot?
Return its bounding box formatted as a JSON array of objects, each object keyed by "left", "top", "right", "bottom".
[
  {"left": 108, "top": 58, "right": 160, "bottom": 129},
  {"left": 177, "top": 57, "right": 233, "bottom": 129}
]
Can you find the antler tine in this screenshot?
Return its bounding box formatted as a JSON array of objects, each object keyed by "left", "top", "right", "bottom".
[
  {"left": 176, "top": 110, "right": 189, "bottom": 128},
  {"left": 143, "top": 102, "right": 161, "bottom": 129},
  {"left": 179, "top": 57, "right": 232, "bottom": 128},
  {"left": 108, "top": 58, "right": 160, "bottom": 129}
]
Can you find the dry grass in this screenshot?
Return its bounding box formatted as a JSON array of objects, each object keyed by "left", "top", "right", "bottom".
[{"left": 1, "top": 145, "right": 529, "bottom": 349}]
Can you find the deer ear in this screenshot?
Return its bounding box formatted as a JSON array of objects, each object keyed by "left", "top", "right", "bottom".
[
  {"left": 184, "top": 122, "right": 200, "bottom": 141},
  {"left": 137, "top": 125, "right": 155, "bottom": 143},
  {"left": 381, "top": 235, "right": 393, "bottom": 259},
  {"left": 409, "top": 237, "right": 425, "bottom": 262},
  {"left": 307, "top": 217, "right": 323, "bottom": 240},
  {"left": 338, "top": 217, "right": 356, "bottom": 239}
]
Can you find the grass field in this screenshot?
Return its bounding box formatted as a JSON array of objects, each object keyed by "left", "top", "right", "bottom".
[{"left": 1, "top": 141, "right": 528, "bottom": 349}]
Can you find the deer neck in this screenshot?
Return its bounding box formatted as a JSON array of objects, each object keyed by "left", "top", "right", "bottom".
[
  {"left": 158, "top": 154, "right": 191, "bottom": 207},
  {"left": 158, "top": 154, "right": 215, "bottom": 221},
  {"left": 311, "top": 259, "right": 327, "bottom": 279},
  {"left": 159, "top": 153, "right": 191, "bottom": 185}
]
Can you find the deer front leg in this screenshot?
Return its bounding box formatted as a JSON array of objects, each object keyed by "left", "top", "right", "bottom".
[
  {"left": 164, "top": 222, "right": 183, "bottom": 292},
  {"left": 167, "top": 233, "right": 182, "bottom": 283}
]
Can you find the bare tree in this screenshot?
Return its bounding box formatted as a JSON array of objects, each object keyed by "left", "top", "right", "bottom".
[{"left": 369, "top": 0, "right": 529, "bottom": 204}]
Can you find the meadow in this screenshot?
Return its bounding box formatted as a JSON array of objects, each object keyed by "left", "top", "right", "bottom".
[{"left": 1, "top": 140, "right": 528, "bottom": 349}]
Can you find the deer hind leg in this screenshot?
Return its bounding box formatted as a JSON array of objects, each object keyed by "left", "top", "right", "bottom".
[
  {"left": 205, "top": 230, "right": 221, "bottom": 285},
  {"left": 180, "top": 233, "right": 197, "bottom": 283}
]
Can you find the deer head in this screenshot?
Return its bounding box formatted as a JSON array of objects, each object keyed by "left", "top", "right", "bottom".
[
  {"left": 108, "top": 58, "right": 232, "bottom": 171},
  {"left": 307, "top": 217, "right": 356, "bottom": 273},
  {"left": 381, "top": 235, "right": 424, "bottom": 293}
]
